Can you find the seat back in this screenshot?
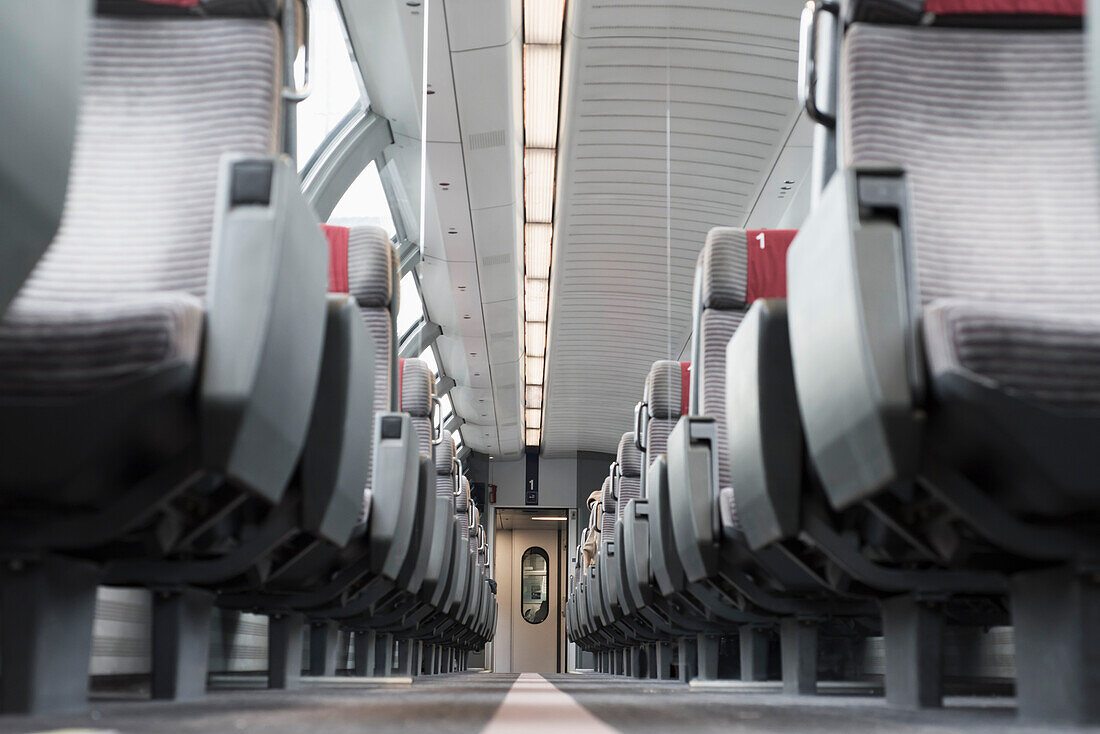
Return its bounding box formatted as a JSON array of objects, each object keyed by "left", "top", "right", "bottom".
[
  {"left": 599, "top": 474, "right": 616, "bottom": 538},
  {"left": 691, "top": 228, "right": 796, "bottom": 527},
  {"left": 401, "top": 357, "right": 436, "bottom": 459},
  {"left": 324, "top": 224, "right": 398, "bottom": 518},
  {"left": 616, "top": 432, "right": 642, "bottom": 516},
  {"left": 9, "top": 12, "right": 282, "bottom": 312},
  {"left": 435, "top": 429, "right": 457, "bottom": 500},
  {"left": 643, "top": 360, "right": 689, "bottom": 465}
]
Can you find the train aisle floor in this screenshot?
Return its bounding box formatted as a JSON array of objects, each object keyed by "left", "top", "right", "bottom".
[{"left": 0, "top": 673, "right": 1088, "bottom": 734}]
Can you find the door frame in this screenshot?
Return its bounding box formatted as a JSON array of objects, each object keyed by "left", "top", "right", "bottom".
[{"left": 488, "top": 506, "right": 576, "bottom": 673}]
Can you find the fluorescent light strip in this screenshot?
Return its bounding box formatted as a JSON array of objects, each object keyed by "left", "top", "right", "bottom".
[
  {"left": 530, "top": 516, "right": 568, "bottom": 521},
  {"left": 523, "top": 148, "right": 556, "bottom": 223},
  {"left": 523, "top": 44, "right": 561, "bottom": 149},
  {"left": 523, "top": 3, "right": 564, "bottom": 448},
  {"left": 524, "top": 0, "right": 565, "bottom": 44},
  {"left": 525, "top": 321, "right": 546, "bottom": 357},
  {"left": 524, "top": 277, "right": 549, "bottom": 322},
  {"left": 525, "top": 223, "right": 552, "bottom": 279}
]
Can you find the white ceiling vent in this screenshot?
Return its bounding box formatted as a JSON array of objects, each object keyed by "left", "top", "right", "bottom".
[{"left": 468, "top": 129, "right": 508, "bottom": 149}]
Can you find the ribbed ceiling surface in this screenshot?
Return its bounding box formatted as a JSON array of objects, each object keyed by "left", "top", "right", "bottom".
[{"left": 542, "top": 0, "right": 802, "bottom": 456}]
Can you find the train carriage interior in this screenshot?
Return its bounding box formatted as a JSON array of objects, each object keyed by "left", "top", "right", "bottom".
[{"left": 2, "top": 0, "right": 1100, "bottom": 731}]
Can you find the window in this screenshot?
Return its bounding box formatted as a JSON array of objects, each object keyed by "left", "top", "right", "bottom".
[
  {"left": 440, "top": 393, "right": 455, "bottom": 424},
  {"left": 329, "top": 160, "right": 397, "bottom": 237},
  {"left": 520, "top": 547, "right": 550, "bottom": 624},
  {"left": 395, "top": 271, "right": 422, "bottom": 340},
  {"left": 295, "top": 0, "right": 365, "bottom": 167},
  {"left": 419, "top": 345, "right": 439, "bottom": 378}
]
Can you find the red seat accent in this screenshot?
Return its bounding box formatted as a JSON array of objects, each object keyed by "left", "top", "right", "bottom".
[
  {"left": 746, "top": 229, "right": 798, "bottom": 304},
  {"left": 321, "top": 224, "right": 350, "bottom": 294},
  {"left": 926, "top": 0, "right": 1082, "bottom": 13},
  {"left": 680, "top": 361, "right": 691, "bottom": 416}
]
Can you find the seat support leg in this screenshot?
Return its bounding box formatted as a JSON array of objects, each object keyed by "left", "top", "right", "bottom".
[
  {"left": 353, "top": 631, "right": 372, "bottom": 676},
  {"left": 695, "top": 634, "right": 719, "bottom": 681},
  {"left": 309, "top": 619, "right": 339, "bottom": 676},
  {"left": 739, "top": 625, "right": 769, "bottom": 681},
  {"left": 1011, "top": 565, "right": 1100, "bottom": 724},
  {"left": 0, "top": 555, "right": 100, "bottom": 714},
  {"left": 780, "top": 617, "right": 818, "bottom": 695},
  {"left": 881, "top": 595, "right": 943, "bottom": 709},
  {"left": 151, "top": 587, "right": 214, "bottom": 700},
  {"left": 656, "top": 641, "right": 674, "bottom": 680},
  {"left": 678, "top": 637, "right": 698, "bottom": 683},
  {"left": 375, "top": 633, "right": 393, "bottom": 676},
  {"left": 267, "top": 611, "right": 305, "bottom": 690},
  {"left": 630, "top": 646, "right": 641, "bottom": 678}
]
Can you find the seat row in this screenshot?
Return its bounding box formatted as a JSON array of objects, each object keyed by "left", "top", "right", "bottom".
[
  {"left": 568, "top": 0, "right": 1100, "bottom": 724},
  {"left": 0, "top": 0, "right": 494, "bottom": 715}
]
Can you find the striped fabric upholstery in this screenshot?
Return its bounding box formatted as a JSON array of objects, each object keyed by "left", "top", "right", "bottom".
[
  {"left": 435, "top": 430, "right": 456, "bottom": 499},
  {"left": 0, "top": 17, "right": 278, "bottom": 398},
  {"left": 644, "top": 360, "right": 686, "bottom": 466},
  {"left": 645, "top": 360, "right": 687, "bottom": 419},
  {"left": 347, "top": 227, "right": 395, "bottom": 309},
  {"left": 401, "top": 358, "right": 436, "bottom": 457},
  {"left": 701, "top": 228, "right": 748, "bottom": 309},
  {"left": 924, "top": 301, "right": 1100, "bottom": 408},
  {"left": 616, "top": 433, "right": 642, "bottom": 515},
  {"left": 701, "top": 309, "right": 745, "bottom": 512},
  {"left": 469, "top": 503, "right": 480, "bottom": 554},
  {"left": 457, "top": 477, "right": 471, "bottom": 543},
  {"left": 844, "top": 24, "right": 1100, "bottom": 409},
  {"left": 599, "top": 476, "right": 615, "bottom": 536}
]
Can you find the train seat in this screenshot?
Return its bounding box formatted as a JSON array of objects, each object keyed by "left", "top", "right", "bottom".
[
  {"left": 788, "top": 0, "right": 1099, "bottom": 720},
  {"left": 0, "top": 5, "right": 326, "bottom": 715}
]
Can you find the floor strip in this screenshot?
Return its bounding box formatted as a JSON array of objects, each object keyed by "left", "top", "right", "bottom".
[{"left": 481, "top": 674, "right": 618, "bottom": 734}]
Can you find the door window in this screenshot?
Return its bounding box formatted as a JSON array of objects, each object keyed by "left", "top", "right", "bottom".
[{"left": 520, "top": 547, "right": 550, "bottom": 624}]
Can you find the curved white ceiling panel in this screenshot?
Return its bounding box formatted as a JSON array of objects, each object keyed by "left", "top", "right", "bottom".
[{"left": 542, "top": 0, "right": 803, "bottom": 456}]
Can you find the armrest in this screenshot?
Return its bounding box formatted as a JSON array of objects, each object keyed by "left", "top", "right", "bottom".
[
  {"left": 0, "top": 0, "right": 90, "bottom": 315},
  {"left": 666, "top": 416, "right": 720, "bottom": 583},
  {"left": 367, "top": 413, "right": 422, "bottom": 581},
  {"left": 646, "top": 455, "right": 688, "bottom": 597},
  {"left": 201, "top": 155, "right": 328, "bottom": 503},
  {"left": 726, "top": 299, "right": 803, "bottom": 550},
  {"left": 300, "top": 294, "right": 375, "bottom": 546},
  {"left": 393, "top": 455, "right": 434, "bottom": 594},
  {"left": 422, "top": 497, "right": 457, "bottom": 605},
  {"left": 787, "top": 170, "right": 923, "bottom": 510},
  {"left": 620, "top": 499, "right": 651, "bottom": 611}
]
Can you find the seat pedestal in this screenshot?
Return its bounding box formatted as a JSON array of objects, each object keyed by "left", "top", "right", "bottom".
[
  {"left": 353, "top": 630, "right": 373, "bottom": 675},
  {"left": 781, "top": 617, "right": 818, "bottom": 695},
  {"left": 376, "top": 633, "right": 394, "bottom": 676},
  {"left": 677, "top": 637, "right": 698, "bottom": 683},
  {"left": 1012, "top": 565, "right": 1100, "bottom": 724},
  {"left": 268, "top": 612, "right": 305, "bottom": 689},
  {"left": 881, "top": 595, "right": 943, "bottom": 709},
  {"left": 0, "top": 555, "right": 100, "bottom": 714},
  {"left": 696, "top": 634, "right": 720, "bottom": 681},
  {"left": 309, "top": 620, "right": 340, "bottom": 676},
  {"left": 740, "top": 625, "right": 769, "bottom": 681},
  {"left": 655, "top": 641, "right": 674, "bottom": 679},
  {"left": 151, "top": 587, "right": 215, "bottom": 700}
]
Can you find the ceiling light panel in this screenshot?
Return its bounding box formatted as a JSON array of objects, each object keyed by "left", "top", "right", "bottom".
[
  {"left": 524, "top": 277, "right": 549, "bottom": 321},
  {"left": 526, "top": 428, "right": 541, "bottom": 446},
  {"left": 525, "top": 355, "right": 544, "bottom": 380},
  {"left": 524, "top": 0, "right": 565, "bottom": 44},
  {"left": 525, "top": 223, "right": 552, "bottom": 279},
  {"left": 524, "top": 148, "right": 556, "bottom": 223},
  {"left": 523, "top": 44, "right": 561, "bottom": 149},
  {"left": 525, "top": 321, "right": 546, "bottom": 357},
  {"left": 526, "top": 408, "right": 542, "bottom": 429},
  {"left": 526, "top": 385, "right": 543, "bottom": 408}
]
